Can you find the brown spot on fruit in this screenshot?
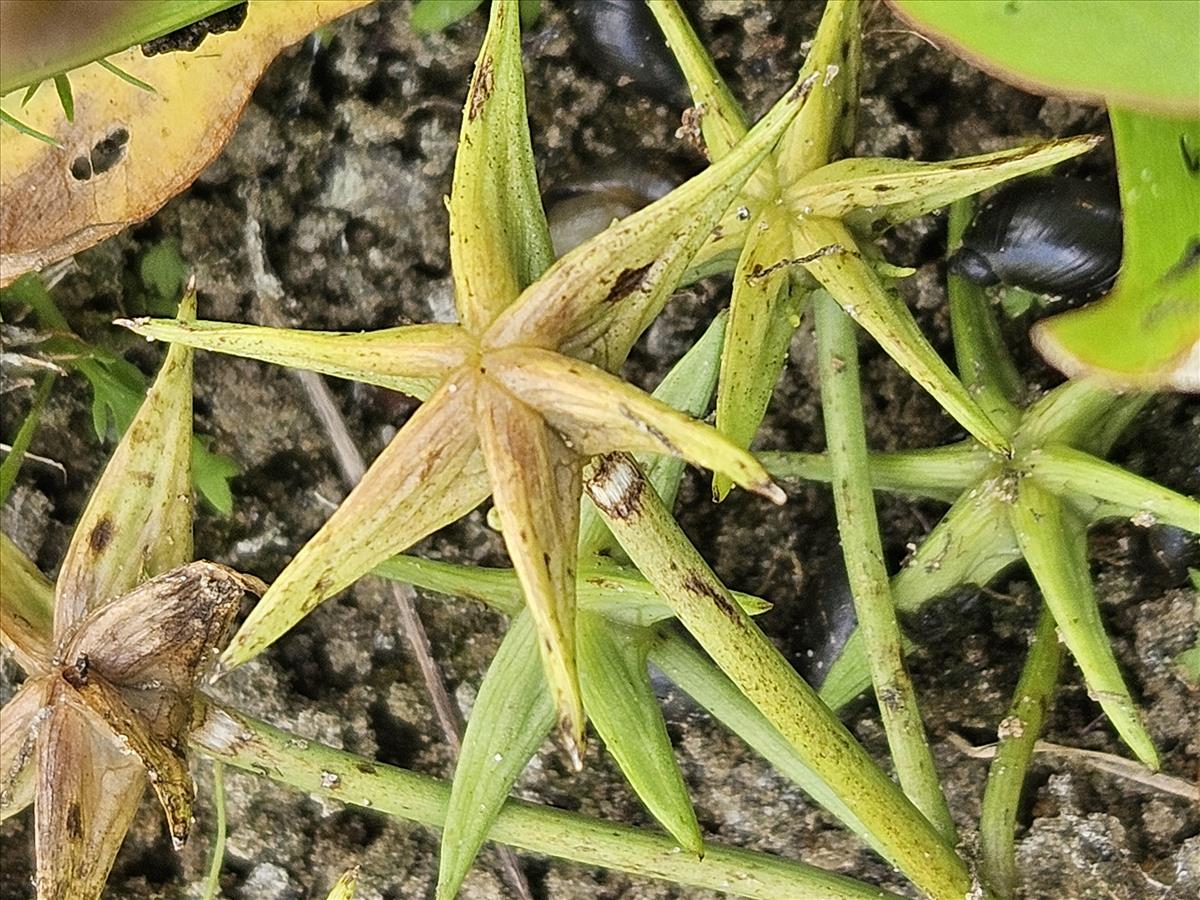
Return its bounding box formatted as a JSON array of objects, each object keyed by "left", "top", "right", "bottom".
[
  {"left": 88, "top": 516, "right": 114, "bottom": 553},
  {"left": 604, "top": 263, "right": 653, "bottom": 304},
  {"left": 468, "top": 56, "right": 494, "bottom": 122}
]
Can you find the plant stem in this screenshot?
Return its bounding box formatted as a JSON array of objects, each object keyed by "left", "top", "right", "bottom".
[
  {"left": 584, "top": 453, "right": 981, "bottom": 900},
  {"left": 814, "top": 289, "right": 957, "bottom": 843},
  {"left": 201, "top": 761, "right": 227, "bottom": 900},
  {"left": 759, "top": 443, "right": 988, "bottom": 503},
  {"left": 189, "top": 698, "right": 899, "bottom": 900},
  {"left": 979, "top": 605, "right": 1060, "bottom": 898}
]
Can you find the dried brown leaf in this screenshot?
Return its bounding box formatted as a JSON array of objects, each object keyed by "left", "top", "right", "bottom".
[{"left": 0, "top": 1, "right": 371, "bottom": 286}]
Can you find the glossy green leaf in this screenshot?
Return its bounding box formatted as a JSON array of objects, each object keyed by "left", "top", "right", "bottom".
[
  {"left": 437, "top": 611, "right": 554, "bottom": 900},
  {"left": 411, "top": 0, "right": 484, "bottom": 34},
  {"left": 1010, "top": 479, "right": 1159, "bottom": 768},
  {"left": 892, "top": 1, "right": 1199, "bottom": 115},
  {"left": 448, "top": 0, "right": 553, "bottom": 332},
  {"left": 1032, "top": 110, "right": 1200, "bottom": 389},
  {"left": 578, "top": 611, "right": 702, "bottom": 855}
]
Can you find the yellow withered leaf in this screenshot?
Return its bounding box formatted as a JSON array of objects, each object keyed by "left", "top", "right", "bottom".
[{"left": 0, "top": 0, "right": 370, "bottom": 287}]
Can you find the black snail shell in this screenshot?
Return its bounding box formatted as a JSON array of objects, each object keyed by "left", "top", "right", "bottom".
[
  {"left": 948, "top": 176, "right": 1123, "bottom": 298},
  {"left": 567, "top": 0, "right": 690, "bottom": 107}
]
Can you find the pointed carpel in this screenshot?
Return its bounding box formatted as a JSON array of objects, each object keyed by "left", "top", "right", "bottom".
[
  {"left": 56, "top": 286, "right": 197, "bottom": 635},
  {"left": 449, "top": 0, "right": 554, "bottom": 333},
  {"left": 474, "top": 377, "right": 587, "bottom": 756},
  {"left": 487, "top": 347, "right": 785, "bottom": 504},
  {"left": 118, "top": 318, "right": 471, "bottom": 399},
  {"left": 791, "top": 216, "right": 1011, "bottom": 453},
  {"left": 481, "top": 68, "right": 821, "bottom": 373},
  {"left": 222, "top": 375, "right": 490, "bottom": 668},
  {"left": 35, "top": 681, "right": 146, "bottom": 900},
  {"left": 785, "top": 135, "right": 1102, "bottom": 224}
]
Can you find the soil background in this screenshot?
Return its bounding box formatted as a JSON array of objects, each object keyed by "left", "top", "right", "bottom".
[{"left": 2, "top": 1, "right": 1198, "bottom": 898}]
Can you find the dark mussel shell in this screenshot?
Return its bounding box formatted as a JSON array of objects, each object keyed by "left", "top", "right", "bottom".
[
  {"left": 949, "top": 176, "right": 1122, "bottom": 298},
  {"left": 567, "top": 0, "right": 689, "bottom": 106}
]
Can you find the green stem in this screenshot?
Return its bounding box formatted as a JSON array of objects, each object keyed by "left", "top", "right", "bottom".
[
  {"left": 584, "top": 453, "right": 979, "bottom": 900},
  {"left": 189, "top": 698, "right": 898, "bottom": 900},
  {"left": 201, "top": 761, "right": 227, "bottom": 900},
  {"left": 815, "top": 290, "right": 956, "bottom": 843},
  {"left": 946, "top": 200, "right": 1022, "bottom": 431},
  {"left": 979, "top": 605, "right": 1061, "bottom": 898},
  {"left": 0, "top": 373, "right": 56, "bottom": 507},
  {"left": 760, "top": 442, "right": 989, "bottom": 503},
  {"left": 1026, "top": 444, "right": 1200, "bottom": 533}
]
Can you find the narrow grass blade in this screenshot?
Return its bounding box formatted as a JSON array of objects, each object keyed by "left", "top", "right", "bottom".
[
  {"left": 946, "top": 199, "right": 1022, "bottom": 430},
  {"left": 821, "top": 491, "right": 1022, "bottom": 710},
  {"left": 578, "top": 611, "right": 702, "bottom": 854},
  {"left": 585, "top": 453, "right": 976, "bottom": 900},
  {"left": 193, "top": 699, "right": 904, "bottom": 900},
  {"left": 980, "top": 604, "right": 1060, "bottom": 898},
  {"left": 794, "top": 216, "right": 1010, "bottom": 453},
  {"left": 223, "top": 377, "right": 490, "bottom": 668},
  {"left": 713, "top": 216, "right": 799, "bottom": 500},
  {"left": 488, "top": 347, "right": 784, "bottom": 503},
  {"left": 119, "top": 318, "right": 467, "bottom": 399},
  {"left": 787, "top": 136, "right": 1101, "bottom": 225},
  {"left": 648, "top": 0, "right": 748, "bottom": 159},
  {"left": 815, "top": 291, "right": 955, "bottom": 841},
  {"left": 52, "top": 74, "right": 74, "bottom": 122},
  {"left": 475, "top": 377, "right": 585, "bottom": 757},
  {"left": 202, "top": 763, "right": 227, "bottom": 900},
  {"left": 1010, "top": 479, "right": 1159, "bottom": 768},
  {"left": 438, "top": 611, "right": 554, "bottom": 900},
  {"left": 484, "top": 71, "right": 816, "bottom": 373},
  {"left": 1027, "top": 443, "right": 1200, "bottom": 533},
  {"left": 0, "top": 533, "right": 55, "bottom": 672},
  {"left": 373, "top": 554, "right": 770, "bottom": 626},
  {"left": 95, "top": 58, "right": 156, "bottom": 93},
  {"left": 0, "top": 107, "right": 61, "bottom": 146},
  {"left": 374, "top": 556, "right": 525, "bottom": 617},
  {"left": 449, "top": 0, "right": 554, "bottom": 332},
  {"left": 761, "top": 442, "right": 989, "bottom": 504},
  {"left": 579, "top": 310, "right": 727, "bottom": 558},
  {"left": 0, "top": 374, "right": 55, "bottom": 507},
  {"left": 56, "top": 288, "right": 197, "bottom": 632}
]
